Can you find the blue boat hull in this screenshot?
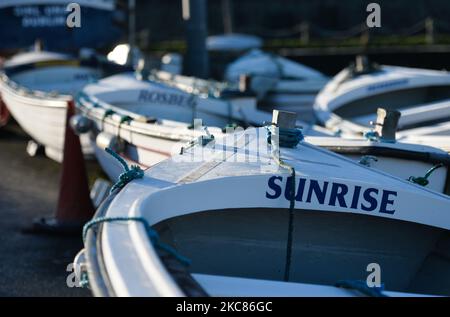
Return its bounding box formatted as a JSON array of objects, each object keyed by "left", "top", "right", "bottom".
[{"left": 0, "top": 3, "right": 123, "bottom": 52}]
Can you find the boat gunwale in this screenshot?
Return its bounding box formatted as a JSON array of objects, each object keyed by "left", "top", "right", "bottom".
[
  {"left": 76, "top": 93, "right": 223, "bottom": 143},
  {"left": 86, "top": 189, "right": 209, "bottom": 297},
  {"left": 0, "top": 72, "right": 72, "bottom": 104}
]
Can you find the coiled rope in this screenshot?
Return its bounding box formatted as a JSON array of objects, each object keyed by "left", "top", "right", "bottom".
[
  {"left": 266, "top": 124, "right": 304, "bottom": 148},
  {"left": 105, "top": 147, "right": 144, "bottom": 193}
]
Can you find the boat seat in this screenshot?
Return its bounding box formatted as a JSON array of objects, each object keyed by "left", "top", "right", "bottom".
[{"left": 192, "top": 274, "right": 428, "bottom": 297}]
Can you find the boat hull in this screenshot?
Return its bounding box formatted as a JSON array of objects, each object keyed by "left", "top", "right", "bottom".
[
  {"left": 0, "top": 1, "right": 122, "bottom": 52},
  {"left": 78, "top": 96, "right": 215, "bottom": 180},
  {"left": 91, "top": 131, "right": 177, "bottom": 181},
  {"left": 0, "top": 80, "right": 92, "bottom": 162}
]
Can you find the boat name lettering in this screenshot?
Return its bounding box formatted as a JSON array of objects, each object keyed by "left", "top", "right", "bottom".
[
  {"left": 265, "top": 176, "right": 397, "bottom": 214},
  {"left": 138, "top": 90, "right": 196, "bottom": 107}
]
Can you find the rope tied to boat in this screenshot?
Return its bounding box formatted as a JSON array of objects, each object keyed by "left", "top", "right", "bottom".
[
  {"left": 408, "top": 163, "right": 444, "bottom": 187},
  {"left": 79, "top": 271, "right": 90, "bottom": 288},
  {"left": 364, "top": 130, "right": 379, "bottom": 142},
  {"left": 105, "top": 147, "right": 144, "bottom": 194},
  {"left": 103, "top": 109, "right": 115, "bottom": 119},
  {"left": 82, "top": 216, "right": 191, "bottom": 266},
  {"left": 266, "top": 124, "right": 304, "bottom": 148},
  {"left": 120, "top": 115, "right": 133, "bottom": 124},
  {"left": 335, "top": 280, "right": 388, "bottom": 297},
  {"left": 266, "top": 125, "right": 298, "bottom": 282}
]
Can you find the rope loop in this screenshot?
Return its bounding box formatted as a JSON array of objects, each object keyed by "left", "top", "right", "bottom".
[
  {"left": 266, "top": 124, "right": 304, "bottom": 148},
  {"left": 105, "top": 147, "right": 144, "bottom": 193}
]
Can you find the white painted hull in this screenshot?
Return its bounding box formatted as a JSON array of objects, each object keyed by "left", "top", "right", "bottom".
[
  {"left": 0, "top": 50, "right": 118, "bottom": 161},
  {"left": 0, "top": 81, "right": 92, "bottom": 162},
  {"left": 78, "top": 92, "right": 224, "bottom": 181},
  {"left": 305, "top": 136, "right": 450, "bottom": 194},
  {"left": 314, "top": 64, "right": 450, "bottom": 143},
  {"left": 91, "top": 131, "right": 179, "bottom": 181},
  {"left": 77, "top": 72, "right": 333, "bottom": 180},
  {"left": 80, "top": 127, "right": 450, "bottom": 297}
]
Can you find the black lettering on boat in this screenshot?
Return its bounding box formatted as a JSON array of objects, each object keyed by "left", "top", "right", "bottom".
[
  {"left": 379, "top": 190, "right": 397, "bottom": 214},
  {"left": 350, "top": 186, "right": 362, "bottom": 209},
  {"left": 266, "top": 176, "right": 283, "bottom": 199},
  {"left": 265, "top": 176, "right": 397, "bottom": 215},
  {"left": 306, "top": 180, "right": 329, "bottom": 204},
  {"left": 328, "top": 182, "right": 348, "bottom": 208},
  {"left": 361, "top": 188, "right": 379, "bottom": 212},
  {"left": 137, "top": 89, "right": 194, "bottom": 108}
]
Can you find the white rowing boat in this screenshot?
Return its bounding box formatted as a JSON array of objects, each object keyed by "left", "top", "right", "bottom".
[
  {"left": 77, "top": 111, "right": 450, "bottom": 297},
  {"left": 76, "top": 73, "right": 331, "bottom": 180},
  {"left": 306, "top": 136, "right": 450, "bottom": 194},
  {"left": 226, "top": 49, "right": 329, "bottom": 121},
  {"left": 0, "top": 50, "right": 127, "bottom": 161},
  {"left": 307, "top": 108, "right": 450, "bottom": 194},
  {"left": 314, "top": 56, "right": 450, "bottom": 146}
]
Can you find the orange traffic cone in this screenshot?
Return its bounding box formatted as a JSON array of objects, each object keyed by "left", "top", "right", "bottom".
[{"left": 29, "top": 99, "right": 95, "bottom": 235}]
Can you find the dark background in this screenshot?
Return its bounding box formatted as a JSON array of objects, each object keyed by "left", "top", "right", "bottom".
[
  {"left": 117, "top": 0, "right": 450, "bottom": 77},
  {"left": 123, "top": 0, "right": 450, "bottom": 46}
]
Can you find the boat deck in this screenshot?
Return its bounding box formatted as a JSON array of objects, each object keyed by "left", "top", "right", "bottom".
[{"left": 0, "top": 123, "right": 95, "bottom": 296}]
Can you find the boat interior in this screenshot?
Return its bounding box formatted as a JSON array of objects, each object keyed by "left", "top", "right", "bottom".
[
  {"left": 4, "top": 66, "right": 100, "bottom": 95},
  {"left": 154, "top": 208, "right": 450, "bottom": 296},
  {"left": 334, "top": 85, "right": 450, "bottom": 120},
  {"left": 150, "top": 70, "right": 244, "bottom": 99}
]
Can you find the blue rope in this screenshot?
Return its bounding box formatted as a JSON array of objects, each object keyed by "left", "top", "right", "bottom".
[
  {"left": 120, "top": 115, "right": 133, "bottom": 124},
  {"left": 266, "top": 125, "right": 304, "bottom": 148},
  {"left": 83, "top": 216, "right": 191, "bottom": 266},
  {"left": 336, "top": 280, "right": 388, "bottom": 297},
  {"left": 364, "top": 130, "right": 379, "bottom": 141},
  {"left": 266, "top": 125, "right": 297, "bottom": 281},
  {"left": 105, "top": 147, "right": 144, "bottom": 193},
  {"left": 79, "top": 271, "right": 89, "bottom": 288}
]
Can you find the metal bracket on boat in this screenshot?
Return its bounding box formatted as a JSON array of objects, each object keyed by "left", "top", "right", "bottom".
[
  {"left": 181, "top": 125, "right": 215, "bottom": 155},
  {"left": 268, "top": 110, "right": 303, "bottom": 151},
  {"left": 73, "top": 249, "right": 90, "bottom": 288},
  {"left": 199, "top": 126, "right": 215, "bottom": 146},
  {"left": 367, "top": 108, "right": 401, "bottom": 143},
  {"left": 359, "top": 155, "right": 378, "bottom": 167}
]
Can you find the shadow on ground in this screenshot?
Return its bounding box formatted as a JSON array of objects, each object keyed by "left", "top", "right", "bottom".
[{"left": 0, "top": 123, "right": 105, "bottom": 296}]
